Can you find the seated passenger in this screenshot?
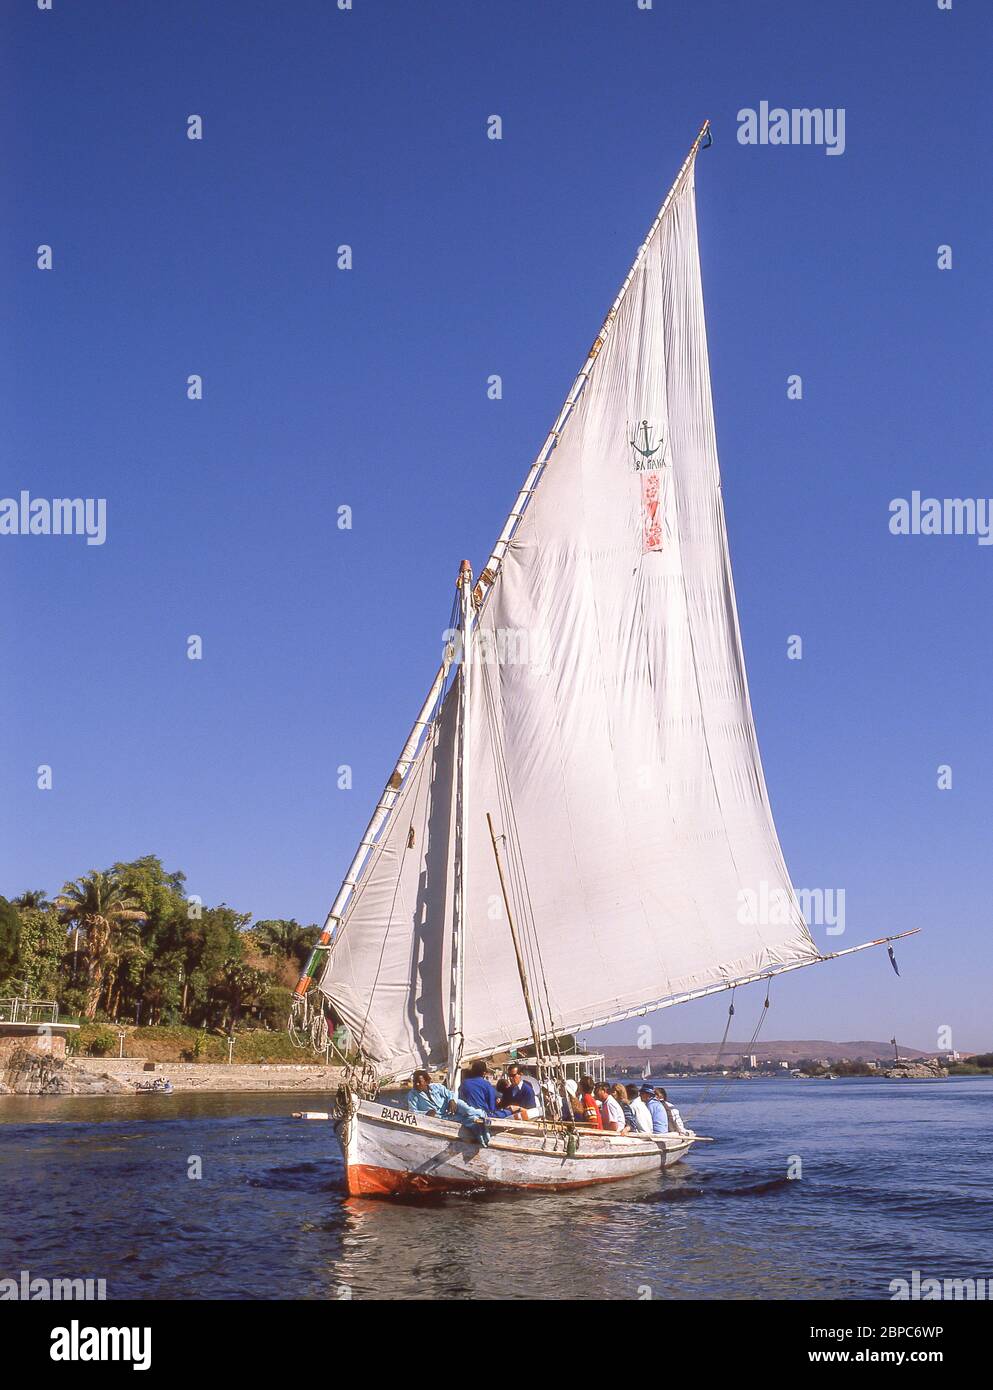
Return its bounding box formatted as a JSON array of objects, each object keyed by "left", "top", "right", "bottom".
[
  {"left": 407, "top": 1069, "right": 491, "bottom": 1145},
  {"left": 654, "top": 1086, "right": 689, "bottom": 1136},
  {"left": 614, "top": 1083, "right": 637, "bottom": 1131},
  {"left": 459, "top": 1059, "right": 505, "bottom": 1118},
  {"left": 499, "top": 1063, "right": 541, "bottom": 1120},
  {"left": 627, "top": 1083, "right": 652, "bottom": 1134},
  {"left": 576, "top": 1075, "right": 603, "bottom": 1128},
  {"left": 556, "top": 1077, "right": 579, "bottom": 1122},
  {"left": 640, "top": 1081, "right": 669, "bottom": 1135},
  {"left": 594, "top": 1081, "right": 626, "bottom": 1132}
]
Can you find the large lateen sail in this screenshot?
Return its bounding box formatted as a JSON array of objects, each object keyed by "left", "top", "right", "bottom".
[{"left": 318, "top": 141, "right": 820, "bottom": 1077}]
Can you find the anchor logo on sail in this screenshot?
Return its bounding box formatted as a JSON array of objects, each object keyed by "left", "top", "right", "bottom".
[
  {"left": 629, "top": 419, "right": 668, "bottom": 553},
  {"left": 629, "top": 419, "right": 667, "bottom": 472}
]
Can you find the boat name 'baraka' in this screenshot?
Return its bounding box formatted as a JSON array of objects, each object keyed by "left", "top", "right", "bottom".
[{"left": 381, "top": 1105, "right": 418, "bottom": 1126}]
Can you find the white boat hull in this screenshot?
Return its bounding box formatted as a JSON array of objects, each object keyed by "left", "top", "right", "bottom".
[{"left": 335, "top": 1095, "right": 695, "bottom": 1196}]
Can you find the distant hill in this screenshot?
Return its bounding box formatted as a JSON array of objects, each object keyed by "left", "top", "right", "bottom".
[{"left": 598, "top": 1039, "right": 933, "bottom": 1069}]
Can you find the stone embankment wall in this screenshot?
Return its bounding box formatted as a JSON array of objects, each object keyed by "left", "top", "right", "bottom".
[
  {"left": 0, "top": 1048, "right": 347, "bottom": 1096},
  {"left": 71, "top": 1058, "right": 347, "bottom": 1092}
]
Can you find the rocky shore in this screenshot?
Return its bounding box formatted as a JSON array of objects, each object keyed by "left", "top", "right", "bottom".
[
  {"left": 0, "top": 1047, "right": 131, "bottom": 1096},
  {"left": 883, "top": 1058, "right": 949, "bottom": 1079}
]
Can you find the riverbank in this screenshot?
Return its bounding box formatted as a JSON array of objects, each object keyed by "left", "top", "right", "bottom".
[
  {"left": 0, "top": 1048, "right": 346, "bottom": 1096},
  {"left": 72, "top": 1058, "right": 347, "bottom": 1093}
]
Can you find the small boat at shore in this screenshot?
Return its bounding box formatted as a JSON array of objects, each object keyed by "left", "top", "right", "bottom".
[
  {"left": 290, "top": 121, "right": 917, "bottom": 1198},
  {"left": 135, "top": 1078, "right": 172, "bottom": 1094}
]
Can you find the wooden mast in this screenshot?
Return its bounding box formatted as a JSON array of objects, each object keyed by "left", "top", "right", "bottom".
[{"left": 446, "top": 560, "right": 473, "bottom": 1089}]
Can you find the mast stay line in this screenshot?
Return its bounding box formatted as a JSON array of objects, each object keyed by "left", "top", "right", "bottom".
[{"left": 293, "top": 121, "right": 711, "bottom": 1002}]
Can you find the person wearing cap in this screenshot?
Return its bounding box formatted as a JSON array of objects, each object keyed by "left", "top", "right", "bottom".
[{"left": 640, "top": 1080, "right": 669, "bottom": 1135}]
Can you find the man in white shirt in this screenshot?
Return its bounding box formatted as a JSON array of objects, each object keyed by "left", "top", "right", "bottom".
[
  {"left": 627, "top": 1084, "right": 653, "bottom": 1134},
  {"left": 594, "top": 1081, "right": 626, "bottom": 1132}
]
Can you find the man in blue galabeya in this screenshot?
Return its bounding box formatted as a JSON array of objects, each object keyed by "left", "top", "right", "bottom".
[
  {"left": 407, "top": 1069, "right": 491, "bottom": 1146},
  {"left": 459, "top": 1059, "right": 505, "bottom": 1118}
]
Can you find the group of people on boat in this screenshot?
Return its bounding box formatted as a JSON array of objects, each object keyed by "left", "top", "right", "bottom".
[{"left": 406, "top": 1059, "right": 688, "bottom": 1147}]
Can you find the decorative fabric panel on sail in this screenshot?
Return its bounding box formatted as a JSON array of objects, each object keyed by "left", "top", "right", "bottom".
[{"left": 455, "top": 159, "right": 820, "bottom": 1062}]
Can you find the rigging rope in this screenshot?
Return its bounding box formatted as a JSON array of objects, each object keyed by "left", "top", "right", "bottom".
[
  {"left": 688, "top": 978, "right": 773, "bottom": 1120},
  {"left": 478, "top": 640, "right": 571, "bottom": 1120},
  {"left": 688, "top": 987, "right": 736, "bottom": 1111}
]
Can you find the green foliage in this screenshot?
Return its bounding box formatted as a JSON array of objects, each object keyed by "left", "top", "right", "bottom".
[
  {"left": 948, "top": 1060, "right": 993, "bottom": 1076},
  {"left": 12, "top": 890, "right": 51, "bottom": 911},
  {"left": 15, "top": 906, "right": 68, "bottom": 999},
  {"left": 77, "top": 1023, "right": 120, "bottom": 1057},
  {"left": 258, "top": 985, "right": 294, "bottom": 1031},
  {"left": 250, "top": 920, "right": 319, "bottom": 967},
  {"left": 2, "top": 856, "right": 323, "bottom": 1051},
  {"left": 0, "top": 896, "right": 22, "bottom": 985},
  {"left": 121, "top": 1025, "right": 305, "bottom": 1063},
  {"left": 54, "top": 870, "right": 145, "bottom": 1020}
]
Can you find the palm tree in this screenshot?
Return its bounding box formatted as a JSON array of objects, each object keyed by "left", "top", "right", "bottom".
[
  {"left": 13, "top": 890, "right": 50, "bottom": 911},
  {"left": 54, "top": 872, "right": 145, "bottom": 1019},
  {"left": 250, "top": 919, "right": 317, "bottom": 965}
]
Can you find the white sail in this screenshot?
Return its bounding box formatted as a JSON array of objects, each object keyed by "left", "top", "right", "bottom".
[
  {"left": 318, "top": 144, "right": 819, "bottom": 1077},
  {"left": 318, "top": 708, "right": 456, "bottom": 1070}
]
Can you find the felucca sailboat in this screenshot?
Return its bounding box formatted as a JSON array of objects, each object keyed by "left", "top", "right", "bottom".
[{"left": 291, "top": 122, "right": 916, "bottom": 1196}]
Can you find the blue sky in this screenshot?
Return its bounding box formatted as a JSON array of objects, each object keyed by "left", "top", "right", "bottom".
[{"left": 2, "top": 1, "right": 990, "bottom": 1051}]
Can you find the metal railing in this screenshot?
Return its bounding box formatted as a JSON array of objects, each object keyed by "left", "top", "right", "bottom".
[{"left": 0, "top": 998, "right": 60, "bottom": 1025}]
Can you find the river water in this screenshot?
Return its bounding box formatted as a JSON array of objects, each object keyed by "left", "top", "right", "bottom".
[{"left": 1, "top": 1077, "right": 990, "bottom": 1300}]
